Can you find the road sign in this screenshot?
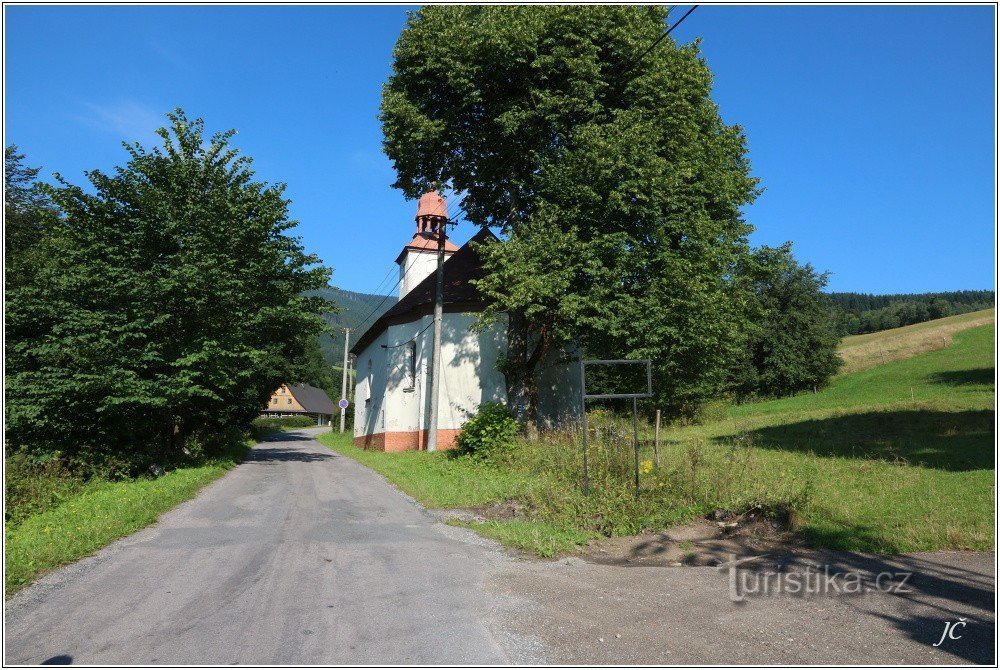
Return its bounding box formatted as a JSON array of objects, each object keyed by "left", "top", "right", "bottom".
[{"left": 338, "top": 399, "right": 349, "bottom": 409}]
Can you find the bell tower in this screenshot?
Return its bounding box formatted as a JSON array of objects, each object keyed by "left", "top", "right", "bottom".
[{"left": 395, "top": 191, "right": 458, "bottom": 298}]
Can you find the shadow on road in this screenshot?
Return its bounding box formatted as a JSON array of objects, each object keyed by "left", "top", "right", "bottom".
[
  {"left": 259, "top": 432, "right": 326, "bottom": 443},
  {"left": 246, "top": 447, "right": 334, "bottom": 463},
  {"left": 40, "top": 655, "right": 72, "bottom": 665}
]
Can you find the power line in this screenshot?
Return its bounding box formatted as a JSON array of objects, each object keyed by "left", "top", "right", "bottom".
[
  {"left": 619, "top": 6, "right": 698, "bottom": 78},
  {"left": 353, "top": 225, "right": 455, "bottom": 335},
  {"left": 365, "top": 264, "right": 398, "bottom": 298},
  {"left": 354, "top": 271, "right": 404, "bottom": 335},
  {"left": 381, "top": 319, "right": 435, "bottom": 348}
]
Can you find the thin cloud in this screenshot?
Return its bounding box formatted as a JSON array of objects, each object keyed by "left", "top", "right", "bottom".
[{"left": 71, "top": 99, "right": 165, "bottom": 144}]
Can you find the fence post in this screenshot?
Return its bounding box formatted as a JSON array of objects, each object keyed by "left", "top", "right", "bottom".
[
  {"left": 654, "top": 409, "right": 661, "bottom": 468},
  {"left": 632, "top": 396, "right": 640, "bottom": 498}
]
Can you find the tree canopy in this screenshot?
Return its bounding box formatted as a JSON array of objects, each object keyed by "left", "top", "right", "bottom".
[
  {"left": 381, "top": 6, "right": 759, "bottom": 419},
  {"left": 5, "top": 111, "right": 332, "bottom": 470},
  {"left": 4, "top": 144, "right": 57, "bottom": 276},
  {"left": 731, "top": 243, "right": 843, "bottom": 398}
]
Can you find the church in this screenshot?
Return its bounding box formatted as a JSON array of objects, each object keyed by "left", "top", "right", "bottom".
[{"left": 350, "top": 192, "right": 580, "bottom": 451}]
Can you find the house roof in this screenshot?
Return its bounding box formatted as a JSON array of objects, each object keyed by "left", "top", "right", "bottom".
[
  {"left": 353, "top": 227, "right": 499, "bottom": 355},
  {"left": 287, "top": 383, "right": 337, "bottom": 414}
]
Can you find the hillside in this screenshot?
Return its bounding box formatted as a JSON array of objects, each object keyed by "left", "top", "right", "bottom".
[
  {"left": 306, "top": 287, "right": 396, "bottom": 364},
  {"left": 663, "top": 322, "right": 995, "bottom": 551},
  {"left": 837, "top": 308, "right": 994, "bottom": 374},
  {"left": 828, "top": 289, "right": 993, "bottom": 336}
]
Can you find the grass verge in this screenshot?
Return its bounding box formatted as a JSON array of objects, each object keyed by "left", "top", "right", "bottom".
[{"left": 5, "top": 441, "right": 250, "bottom": 596}]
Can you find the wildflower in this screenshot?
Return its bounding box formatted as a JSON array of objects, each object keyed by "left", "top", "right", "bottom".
[{"left": 639, "top": 460, "right": 654, "bottom": 475}]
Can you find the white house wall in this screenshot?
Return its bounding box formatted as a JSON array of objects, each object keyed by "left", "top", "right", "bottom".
[
  {"left": 353, "top": 329, "right": 389, "bottom": 442},
  {"left": 353, "top": 312, "right": 581, "bottom": 450}
]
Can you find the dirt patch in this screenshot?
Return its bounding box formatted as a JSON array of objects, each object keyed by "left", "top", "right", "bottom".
[
  {"left": 579, "top": 508, "right": 811, "bottom": 568},
  {"left": 434, "top": 499, "right": 533, "bottom": 524}
]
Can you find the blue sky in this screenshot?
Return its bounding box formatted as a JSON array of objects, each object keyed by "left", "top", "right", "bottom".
[{"left": 4, "top": 4, "right": 996, "bottom": 295}]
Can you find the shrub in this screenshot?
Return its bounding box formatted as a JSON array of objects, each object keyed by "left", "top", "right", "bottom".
[
  {"left": 252, "top": 416, "right": 317, "bottom": 433},
  {"left": 457, "top": 402, "right": 522, "bottom": 461},
  {"left": 4, "top": 452, "right": 86, "bottom": 526}
]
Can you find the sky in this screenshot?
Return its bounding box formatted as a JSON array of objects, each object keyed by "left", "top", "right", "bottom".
[{"left": 4, "top": 4, "right": 996, "bottom": 296}]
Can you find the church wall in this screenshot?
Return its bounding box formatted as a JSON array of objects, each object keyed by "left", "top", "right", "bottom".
[
  {"left": 535, "top": 341, "right": 584, "bottom": 429},
  {"left": 352, "top": 329, "right": 388, "bottom": 445},
  {"left": 398, "top": 250, "right": 441, "bottom": 298},
  {"left": 353, "top": 312, "right": 507, "bottom": 451},
  {"left": 352, "top": 310, "right": 582, "bottom": 451}
]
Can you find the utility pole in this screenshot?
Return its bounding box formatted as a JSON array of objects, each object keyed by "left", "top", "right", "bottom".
[
  {"left": 339, "top": 328, "right": 350, "bottom": 433},
  {"left": 426, "top": 218, "right": 448, "bottom": 452}
]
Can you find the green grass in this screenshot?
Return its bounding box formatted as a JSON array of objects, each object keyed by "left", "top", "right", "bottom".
[
  {"left": 319, "top": 435, "right": 533, "bottom": 507},
  {"left": 321, "top": 324, "right": 995, "bottom": 557},
  {"left": 319, "top": 432, "right": 601, "bottom": 555},
  {"left": 662, "top": 323, "right": 995, "bottom": 552},
  {"left": 5, "top": 443, "right": 250, "bottom": 596},
  {"left": 447, "top": 519, "right": 597, "bottom": 557},
  {"left": 837, "top": 308, "right": 994, "bottom": 374}
]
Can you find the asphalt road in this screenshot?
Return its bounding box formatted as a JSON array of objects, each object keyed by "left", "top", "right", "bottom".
[
  {"left": 4, "top": 428, "right": 536, "bottom": 665},
  {"left": 5, "top": 428, "right": 995, "bottom": 665}
]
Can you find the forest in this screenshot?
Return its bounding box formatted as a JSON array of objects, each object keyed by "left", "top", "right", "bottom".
[{"left": 828, "top": 290, "right": 994, "bottom": 336}]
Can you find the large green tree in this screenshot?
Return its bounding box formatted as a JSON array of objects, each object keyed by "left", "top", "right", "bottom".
[
  {"left": 731, "top": 243, "right": 842, "bottom": 398},
  {"left": 5, "top": 111, "right": 331, "bottom": 467},
  {"left": 381, "top": 6, "right": 759, "bottom": 420}
]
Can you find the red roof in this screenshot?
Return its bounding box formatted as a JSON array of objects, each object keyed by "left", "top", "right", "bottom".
[
  {"left": 416, "top": 191, "right": 448, "bottom": 219},
  {"left": 394, "top": 233, "right": 459, "bottom": 264}
]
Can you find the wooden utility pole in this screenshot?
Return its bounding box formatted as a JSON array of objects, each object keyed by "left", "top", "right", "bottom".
[
  {"left": 339, "top": 328, "right": 350, "bottom": 433},
  {"left": 426, "top": 220, "right": 447, "bottom": 452}
]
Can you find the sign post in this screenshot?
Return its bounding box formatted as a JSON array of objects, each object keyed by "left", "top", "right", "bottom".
[{"left": 579, "top": 359, "right": 653, "bottom": 498}]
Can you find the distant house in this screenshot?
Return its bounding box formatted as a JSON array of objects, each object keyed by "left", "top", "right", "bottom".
[
  {"left": 350, "top": 191, "right": 580, "bottom": 451},
  {"left": 262, "top": 383, "right": 336, "bottom": 425}
]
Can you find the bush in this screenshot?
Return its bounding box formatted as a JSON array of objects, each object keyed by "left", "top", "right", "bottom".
[
  {"left": 5, "top": 452, "right": 87, "bottom": 526},
  {"left": 252, "top": 416, "right": 317, "bottom": 433},
  {"left": 457, "top": 402, "right": 522, "bottom": 461}
]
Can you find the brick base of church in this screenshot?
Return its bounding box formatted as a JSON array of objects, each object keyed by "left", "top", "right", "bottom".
[{"left": 354, "top": 429, "right": 462, "bottom": 452}]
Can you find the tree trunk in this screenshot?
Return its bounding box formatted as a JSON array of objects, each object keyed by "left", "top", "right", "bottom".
[{"left": 503, "top": 309, "right": 550, "bottom": 437}]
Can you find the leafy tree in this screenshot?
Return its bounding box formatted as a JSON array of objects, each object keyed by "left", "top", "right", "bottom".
[
  {"left": 5, "top": 111, "right": 332, "bottom": 469},
  {"left": 731, "top": 244, "right": 842, "bottom": 398},
  {"left": 381, "top": 6, "right": 758, "bottom": 421},
  {"left": 288, "top": 334, "right": 340, "bottom": 397},
  {"left": 4, "top": 145, "right": 56, "bottom": 275}
]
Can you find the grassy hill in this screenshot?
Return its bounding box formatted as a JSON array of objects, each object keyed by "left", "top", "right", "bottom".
[
  {"left": 837, "top": 308, "right": 995, "bottom": 374},
  {"left": 665, "top": 320, "right": 995, "bottom": 551},
  {"left": 307, "top": 286, "right": 396, "bottom": 365}
]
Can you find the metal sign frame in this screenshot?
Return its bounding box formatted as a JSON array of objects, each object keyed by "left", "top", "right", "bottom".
[
  {"left": 579, "top": 359, "right": 652, "bottom": 497},
  {"left": 580, "top": 359, "right": 653, "bottom": 400}
]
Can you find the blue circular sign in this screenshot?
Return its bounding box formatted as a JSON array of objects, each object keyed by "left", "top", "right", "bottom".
[{"left": 338, "top": 399, "right": 349, "bottom": 409}]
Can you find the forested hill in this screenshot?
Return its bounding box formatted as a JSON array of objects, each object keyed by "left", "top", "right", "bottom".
[
  {"left": 306, "top": 287, "right": 994, "bottom": 362},
  {"left": 306, "top": 287, "right": 396, "bottom": 365},
  {"left": 828, "top": 289, "right": 994, "bottom": 336}
]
